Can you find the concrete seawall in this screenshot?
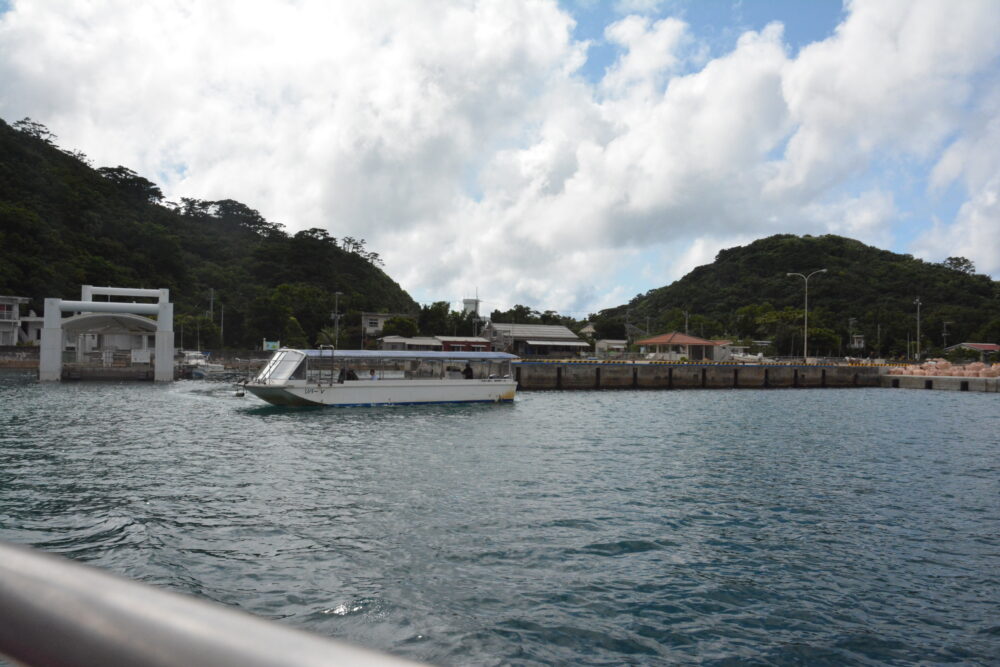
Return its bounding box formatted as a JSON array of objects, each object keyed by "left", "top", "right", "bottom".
[
  {"left": 514, "top": 361, "right": 883, "bottom": 390},
  {"left": 880, "top": 375, "right": 999, "bottom": 393}
]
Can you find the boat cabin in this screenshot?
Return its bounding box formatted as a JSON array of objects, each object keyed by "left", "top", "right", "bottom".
[{"left": 253, "top": 349, "right": 515, "bottom": 385}]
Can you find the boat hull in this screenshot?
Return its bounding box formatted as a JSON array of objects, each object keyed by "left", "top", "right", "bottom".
[{"left": 244, "top": 378, "right": 517, "bottom": 407}]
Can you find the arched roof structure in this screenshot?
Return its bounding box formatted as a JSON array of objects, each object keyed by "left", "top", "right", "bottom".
[{"left": 61, "top": 313, "right": 157, "bottom": 336}]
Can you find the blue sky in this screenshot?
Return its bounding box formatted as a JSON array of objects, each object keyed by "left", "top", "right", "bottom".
[
  {"left": 1, "top": 1, "right": 998, "bottom": 314},
  {"left": 567, "top": 0, "right": 847, "bottom": 80}
]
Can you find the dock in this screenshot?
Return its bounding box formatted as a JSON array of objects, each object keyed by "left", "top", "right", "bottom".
[{"left": 513, "top": 360, "right": 884, "bottom": 390}]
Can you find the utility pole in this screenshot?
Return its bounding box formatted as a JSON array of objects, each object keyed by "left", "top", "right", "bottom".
[
  {"left": 220, "top": 303, "right": 224, "bottom": 348},
  {"left": 914, "top": 297, "right": 922, "bottom": 361},
  {"left": 942, "top": 321, "right": 952, "bottom": 349},
  {"left": 684, "top": 311, "right": 689, "bottom": 335},
  {"left": 333, "top": 292, "right": 343, "bottom": 349}
]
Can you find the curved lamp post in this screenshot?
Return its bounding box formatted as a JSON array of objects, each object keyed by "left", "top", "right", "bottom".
[{"left": 787, "top": 269, "right": 827, "bottom": 362}]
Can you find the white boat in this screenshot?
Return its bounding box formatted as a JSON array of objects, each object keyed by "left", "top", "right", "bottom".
[
  {"left": 180, "top": 350, "right": 226, "bottom": 379},
  {"left": 243, "top": 348, "right": 518, "bottom": 407}
]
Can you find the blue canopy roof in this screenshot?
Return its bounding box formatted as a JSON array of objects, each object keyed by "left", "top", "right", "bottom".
[{"left": 288, "top": 349, "right": 517, "bottom": 361}]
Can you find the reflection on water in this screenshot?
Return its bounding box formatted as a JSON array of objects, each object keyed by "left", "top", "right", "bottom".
[{"left": 1, "top": 371, "right": 998, "bottom": 664}]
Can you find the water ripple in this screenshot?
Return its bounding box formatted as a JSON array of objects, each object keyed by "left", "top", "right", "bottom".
[{"left": 1, "top": 375, "right": 998, "bottom": 664}]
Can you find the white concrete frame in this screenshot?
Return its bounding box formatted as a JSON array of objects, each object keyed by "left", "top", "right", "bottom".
[{"left": 39, "top": 286, "right": 173, "bottom": 382}]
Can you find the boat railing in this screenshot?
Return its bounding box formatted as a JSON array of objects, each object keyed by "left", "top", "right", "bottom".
[{"left": 0, "top": 540, "right": 422, "bottom": 667}]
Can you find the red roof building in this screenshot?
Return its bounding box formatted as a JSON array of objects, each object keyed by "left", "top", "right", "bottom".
[{"left": 636, "top": 332, "right": 721, "bottom": 361}]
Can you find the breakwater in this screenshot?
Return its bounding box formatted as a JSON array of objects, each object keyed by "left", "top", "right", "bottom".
[
  {"left": 514, "top": 360, "right": 883, "bottom": 390},
  {"left": 881, "top": 374, "right": 1000, "bottom": 392}
]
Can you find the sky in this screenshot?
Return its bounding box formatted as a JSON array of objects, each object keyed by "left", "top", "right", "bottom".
[{"left": 1, "top": 1, "right": 998, "bottom": 316}]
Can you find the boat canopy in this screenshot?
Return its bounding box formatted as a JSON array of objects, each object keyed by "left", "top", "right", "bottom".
[{"left": 290, "top": 349, "right": 518, "bottom": 361}]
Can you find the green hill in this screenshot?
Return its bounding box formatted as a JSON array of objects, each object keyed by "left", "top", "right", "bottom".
[
  {"left": 592, "top": 234, "right": 1000, "bottom": 358},
  {"left": 0, "top": 117, "right": 418, "bottom": 348}
]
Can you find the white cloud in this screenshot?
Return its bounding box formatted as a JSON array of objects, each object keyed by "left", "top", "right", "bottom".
[
  {"left": 913, "top": 176, "right": 1000, "bottom": 275},
  {"left": 1, "top": 0, "right": 998, "bottom": 313},
  {"left": 769, "top": 0, "right": 1000, "bottom": 200}
]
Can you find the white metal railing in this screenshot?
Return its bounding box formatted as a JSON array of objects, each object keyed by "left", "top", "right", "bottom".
[{"left": 0, "top": 540, "right": 422, "bottom": 667}]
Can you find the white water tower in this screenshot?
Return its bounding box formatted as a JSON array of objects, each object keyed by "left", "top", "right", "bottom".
[{"left": 462, "top": 297, "right": 480, "bottom": 316}]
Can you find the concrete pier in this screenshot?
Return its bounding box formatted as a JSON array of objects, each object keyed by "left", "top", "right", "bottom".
[
  {"left": 514, "top": 361, "right": 883, "bottom": 390},
  {"left": 880, "top": 375, "right": 999, "bottom": 392}
]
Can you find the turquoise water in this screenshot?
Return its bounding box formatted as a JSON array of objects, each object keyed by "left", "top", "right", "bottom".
[{"left": 1, "top": 370, "right": 998, "bottom": 665}]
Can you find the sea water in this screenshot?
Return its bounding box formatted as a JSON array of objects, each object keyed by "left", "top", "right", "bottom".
[{"left": 1, "top": 370, "right": 998, "bottom": 665}]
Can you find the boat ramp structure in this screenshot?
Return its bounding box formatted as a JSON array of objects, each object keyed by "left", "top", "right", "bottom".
[{"left": 39, "top": 285, "right": 173, "bottom": 382}]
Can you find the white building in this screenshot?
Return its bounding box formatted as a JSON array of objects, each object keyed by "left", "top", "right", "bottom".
[
  {"left": 595, "top": 339, "right": 627, "bottom": 358},
  {"left": 361, "top": 312, "right": 416, "bottom": 338},
  {"left": 482, "top": 322, "right": 590, "bottom": 357},
  {"left": 0, "top": 295, "right": 29, "bottom": 346}
]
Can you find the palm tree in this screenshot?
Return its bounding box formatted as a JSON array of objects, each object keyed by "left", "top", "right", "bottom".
[{"left": 316, "top": 326, "right": 338, "bottom": 348}]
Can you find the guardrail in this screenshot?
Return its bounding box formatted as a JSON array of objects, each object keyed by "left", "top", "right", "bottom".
[{"left": 0, "top": 540, "right": 421, "bottom": 667}]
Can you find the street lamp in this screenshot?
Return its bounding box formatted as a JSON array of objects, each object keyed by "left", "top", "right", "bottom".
[
  {"left": 332, "top": 291, "right": 344, "bottom": 349},
  {"left": 914, "top": 297, "right": 922, "bottom": 361},
  {"left": 787, "top": 269, "right": 827, "bottom": 362}
]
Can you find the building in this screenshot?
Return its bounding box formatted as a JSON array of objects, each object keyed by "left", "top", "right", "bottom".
[
  {"left": 595, "top": 339, "right": 627, "bottom": 358},
  {"left": 0, "top": 296, "right": 29, "bottom": 346},
  {"left": 361, "top": 312, "right": 416, "bottom": 338},
  {"left": 378, "top": 335, "right": 492, "bottom": 352},
  {"left": 434, "top": 336, "right": 491, "bottom": 352},
  {"left": 710, "top": 340, "right": 750, "bottom": 362},
  {"left": 379, "top": 336, "right": 443, "bottom": 351},
  {"left": 635, "top": 332, "right": 722, "bottom": 361},
  {"left": 482, "top": 322, "right": 590, "bottom": 357},
  {"left": 944, "top": 342, "right": 1000, "bottom": 361}
]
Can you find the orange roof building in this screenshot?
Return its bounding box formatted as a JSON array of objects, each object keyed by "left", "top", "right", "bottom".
[{"left": 635, "top": 332, "right": 721, "bottom": 361}]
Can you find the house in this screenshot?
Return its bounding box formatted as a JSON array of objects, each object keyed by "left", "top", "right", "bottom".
[
  {"left": 578, "top": 322, "right": 597, "bottom": 337},
  {"left": 434, "top": 336, "right": 492, "bottom": 352},
  {"left": 595, "top": 339, "right": 627, "bottom": 358},
  {"left": 482, "top": 322, "right": 590, "bottom": 357},
  {"left": 378, "top": 335, "right": 492, "bottom": 352},
  {"left": 379, "top": 336, "right": 443, "bottom": 351},
  {"left": 361, "top": 312, "right": 417, "bottom": 338},
  {"left": 635, "top": 332, "right": 723, "bottom": 361},
  {"left": 0, "top": 295, "right": 30, "bottom": 346},
  {"left": 944, "top": 342, "right": 999, "bottom": 361}
]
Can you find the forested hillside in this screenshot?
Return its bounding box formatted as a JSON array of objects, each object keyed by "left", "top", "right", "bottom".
[
  {"left": 591, "top": 235, "right": 1000, "bottom": 358},
  {"left": 0, "top": 118, "right": 417, "bottom": 348}
]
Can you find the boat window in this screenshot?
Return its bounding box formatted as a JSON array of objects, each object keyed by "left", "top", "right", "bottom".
[{"left": 255, "top": 350, "right": 306, "bottom": 383}]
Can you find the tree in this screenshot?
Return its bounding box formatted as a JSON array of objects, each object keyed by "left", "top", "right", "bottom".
[
  {"left": 942, "top": 256, "right": 976, "bottom": 274},
  {"left": 283, "top": 316, "right": 309, "bottom": 348},
  {"left": 382, "top": 316, "right": 418, "bottom": 338},
  {"left": 97, "top": 166, "right": 164, "bottom": 202},
  {"left": 13, "top": 117, "right": 56, "bottom": 144},
  {"left": 420, "top": 301, "right": 452, "bottom": 335},
  {"left": 316, "top": 326, "right": 339, "bottom": 347}
]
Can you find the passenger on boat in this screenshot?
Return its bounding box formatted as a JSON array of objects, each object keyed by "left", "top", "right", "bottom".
[
  {"left": 369, "top": 369, "right": 377, "bottom": 380},
  {"left": 463, "top": 363, "right": 474, "bottom": 379}
]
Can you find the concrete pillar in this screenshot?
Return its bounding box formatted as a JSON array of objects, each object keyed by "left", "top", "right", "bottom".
[
  {"left": 154, "top": 301, "right": 174, "bottom": 382},
  {"left": 39, "top": 299, "right": 63, "bottom": 381}
]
